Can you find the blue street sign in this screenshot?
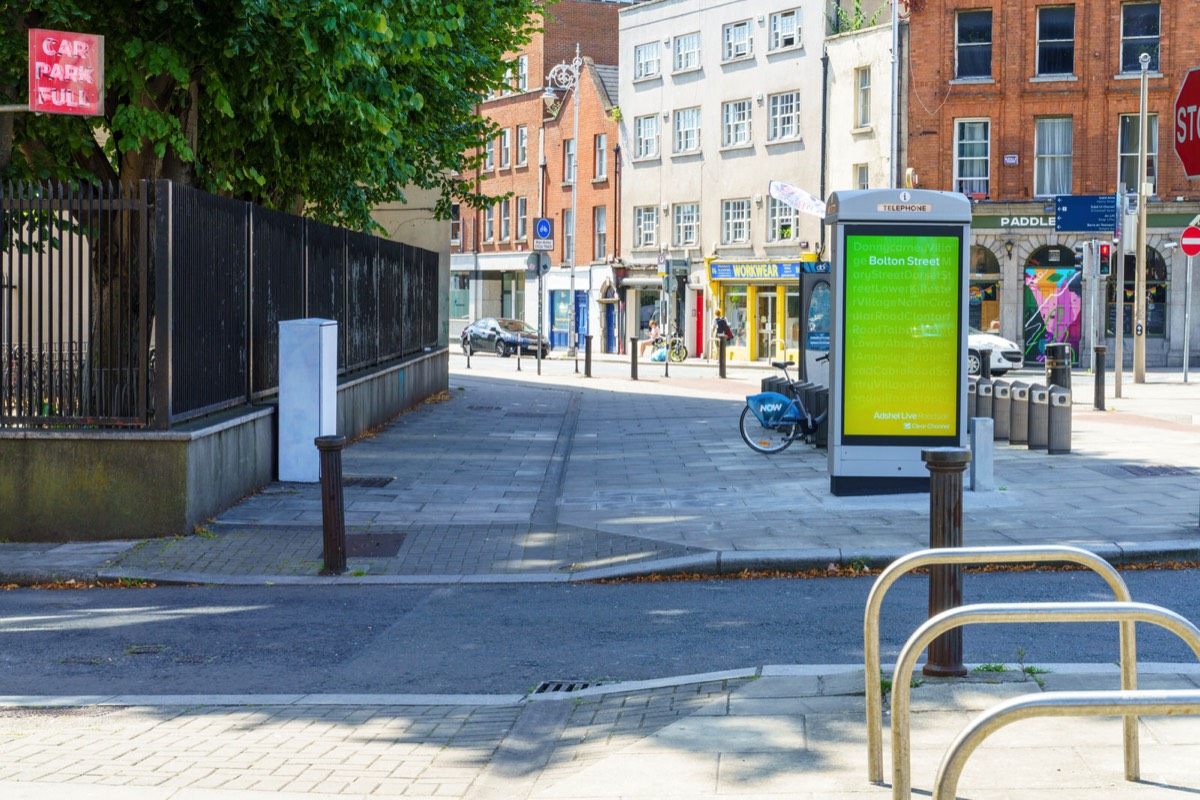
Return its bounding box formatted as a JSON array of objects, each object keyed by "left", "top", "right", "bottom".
[
  {"left": 1054, "top": 194, "right": 1118, "bottom": 233},
  {"left": 535, "top": 217, "right": 552, "bottom": 238}
]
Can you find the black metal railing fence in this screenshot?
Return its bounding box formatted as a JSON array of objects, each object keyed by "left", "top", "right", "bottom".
[{"left": 2, "top": 180, "right": 440, "bottom": 429}]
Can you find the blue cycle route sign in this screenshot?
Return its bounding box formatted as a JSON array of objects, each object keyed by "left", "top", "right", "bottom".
[
  {"left": 534, "top": 217, "right": 554, "bottom": 251},
  {"left": 1054, "top": 194, "right": 1117, "bottom": 233}
]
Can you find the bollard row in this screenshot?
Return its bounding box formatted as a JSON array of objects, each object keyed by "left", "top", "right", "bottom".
[{"left": 969, "top": 375, "right": 1072, "bottom": 454}]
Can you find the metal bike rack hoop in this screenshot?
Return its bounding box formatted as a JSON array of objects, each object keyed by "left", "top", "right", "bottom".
[
  {"left": 890, "top": 601, "right": 1200, "bottom": 800},
  {"left": 862, "top": 545, "right": 1135, "bottom": 785},
  {"left": 933, "top": 689, "right": 1200, "bottom": 800}
]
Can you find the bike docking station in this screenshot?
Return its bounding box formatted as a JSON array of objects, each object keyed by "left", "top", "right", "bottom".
[{"left": 824, "top": 189, "right": 972, "bottom": 496}]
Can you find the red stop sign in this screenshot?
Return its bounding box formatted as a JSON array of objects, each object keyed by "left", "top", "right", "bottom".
[{"left": 1176, "top": 68, "right": 1200, "bottom": 179}]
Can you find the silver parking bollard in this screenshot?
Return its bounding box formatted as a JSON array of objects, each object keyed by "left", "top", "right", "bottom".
[
  {"left": 1048, "top": 385, "right": 1072, "bottom": 454},
  {"left": 1028, "top": 384, "right": 1049, "bottom": 450},
  {"left": 991, "top": 379, "right": 1011, "bottom": 440},
  {"left": 1008, "top": 381, "right": 1030, "bottom": 445}
]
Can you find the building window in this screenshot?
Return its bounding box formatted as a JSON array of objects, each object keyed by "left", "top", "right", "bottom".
[
  {"left": 855, "top": 67, "right": 871, "bottom": 127},
  {"left": 674, "top": 107, "right": 701, "bottom": 153},
  {"left": 499, "top": 199, "right": 510, "bottom": 241},
  {"left": 634, "top": 115, "right": 659, "bottom": 159},
  {"left": 516, "top": 55, "right": 528, "bottom": 91},
  {"left": 563, "top": 208, "right": 574, "bottom": 262},
  {"left": 564, "top": 138, "right": 576, "bottom": 183},
  {"left": 954, "top": 119, "right": 990, "bottom": 197},
  {"left": 769, "top": 9, "right": 801, "bottom": 50},
  {"left": 516, "top": 125, "right": 528, "bottom": 166},
  {"left": 1118, "top": 113, "right": 1158, "bottom": 195},
  {"left": 723, "top": 20, "right": 751, "bottom": 61},
  {"left": 767, "top": 197, "right": 796, "bottom": 242},
  {"left": 956, "top": 9, "right": 992, "bottom": 79},
  {"left": 634, "top": 42, "right": 661, "bottom": 79},
  {"left": 1037, "top": 6, "right": 1075, "bottom": 76},
  {"left": 673, "top": 203, "right": 699, "bottom": 246},
  {"left": 1034, "top": 116, "right": 1072, "bottom": 197},
  {"left": 721, "top": 199, "right": 751, "bottom": 244},
  {"left": 855, "top": 163, "right": 870, "bottom": 189},
  {"left": 484, "top": 203, "right": 495, "bottom": 241},
  {"left": 594, "top": 133, "right": 607, "bottom": 179},
  {"left": 516, "top": 197, "right": 528, "bottom": 240},
  {"left": 484, "top": 137, "right": 495, "bottom": 171},
  {"left": 1121, "top": 2, "right": 1160, "bottom": 73},
  {"left": 674, "top": 32, "right": 700, "bottom": 71},
  {"left": 722, "top": 99, "right": 752, "bottom": 147},
  {"left": 594, "top": 206, "right": 607, "bottom": 261},
  {"left": 634, "top": 206, "right": 657, "bottom": 248},
  {"left": 499, "top": 128, "right": 511, "bottom": 168},
  {"left": 768, "top": 91, "right": 800, "bottom": 141}
]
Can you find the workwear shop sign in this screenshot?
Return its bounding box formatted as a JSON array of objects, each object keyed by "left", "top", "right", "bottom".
[
  {"left": 28, "top": 29, "right": 104, "bottom": 116},
  {"left": 841, "top": 229, "right": 961, "bottom": 442}
]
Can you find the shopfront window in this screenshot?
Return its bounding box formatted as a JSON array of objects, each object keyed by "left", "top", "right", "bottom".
[
  {"left": 637, "top": 290, "right": 661, "bottom": 338},
  {"left": 724, "top": 286, "right": 748, "bottom": 347},
  {"left": 969, "top": 245, "right": 1001, "bottom": 331},
  {"left": 450, "top": 274, "right": 469, "bottom": 319},
  {"left": 1106, "top": 246, "right": 1167, "bottom": 337},
  {"left": 501, "top": 272, "right": 524, "bottom": 320},
  {"left": 785, "top": 287, "right": 800, "bottom": 351}
]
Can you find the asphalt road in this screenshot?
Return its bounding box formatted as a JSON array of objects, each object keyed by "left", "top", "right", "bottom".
[{"left": 3, "top": 569, "right": 1200, "bottom": 696}]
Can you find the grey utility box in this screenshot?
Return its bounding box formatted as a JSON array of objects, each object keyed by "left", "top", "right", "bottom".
[
  {"left": 279, "top": 318, "right": 338, "bottom": 482},
  {"left": 1048, "top": 386, "right": 1072, "bottom": 454},
  {"left": 1027, "top": 384, "right": 1049, "bottom": 450}
]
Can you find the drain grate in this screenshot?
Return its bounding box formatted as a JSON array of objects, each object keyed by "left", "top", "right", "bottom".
[
  {"left": 346, "top": 533, "right": 405, "bottom": 558},
  {"left": 1120, "top": 465, "right": 1194, "bottom": 477},
  {"left": 532, "top": 680, "right": 595, "bottom": 695},
  {"left": 343, "top": 475, "right": 395, "bottom": 488}
]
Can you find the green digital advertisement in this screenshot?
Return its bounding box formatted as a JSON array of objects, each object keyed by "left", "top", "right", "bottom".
[{"left": 841, "top": 226, "right": 962, "bottom": 443}]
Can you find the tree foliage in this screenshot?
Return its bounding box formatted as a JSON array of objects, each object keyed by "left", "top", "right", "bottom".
[{"left": 0, "top": 1, "right": 543, "bottom": 230}]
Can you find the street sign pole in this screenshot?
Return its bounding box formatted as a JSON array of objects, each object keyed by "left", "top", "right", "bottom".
[{"left": 1180, "top": 226, "right": 1200, "bottom": 383}]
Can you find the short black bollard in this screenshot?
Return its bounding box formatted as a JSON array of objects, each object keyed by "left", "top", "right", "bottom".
[
  {"left": 1045, "top": 341, "right": 1072, "bottom": 390},
  {"left": 921, "top": 447, "right": 972, "bottom": 678},
  {"left": 584, "top": 334, "right": 593, "bottom": 377},
  {"left": 630, "top": 336, "right": 639, "bottom": 381},
  {"left": 978, "top": 348, "right": 992, "bottom": 380},
  {"left": 718, "top": 336, "right": 727, "bottom": 379},
  {"left": 1094, "top": 344, "right": 1107, "bottom": 410},
  {"left": 316, "top": 435, "right": 348, "bottom": 575}
]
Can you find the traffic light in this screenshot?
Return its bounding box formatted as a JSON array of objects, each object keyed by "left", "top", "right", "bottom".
[
  {"left": 1073, "top": 243, "right": 1087, "bottom": 268},
  {"left": 1097, "top": 242, "right": 1112, "bottom": 276}
]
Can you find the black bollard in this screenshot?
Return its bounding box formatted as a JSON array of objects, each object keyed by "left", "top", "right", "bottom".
[
  {"left": 978, "top": 348, "right": 992, "bottom": 379},
  {"left": 585, "top": 335, "right": 593, "bottom": 377},
  {"left": 1094, "top": 345, "right": 1107, "bottom": 411},
  {"left": 316, "top": 435, "right": 348, "bottom": 575},
  {"left": 719, "top": 336, "right": 727, "bottom": 379},
  {"left": 921, "top": 447, "right": 972, "bottom": 678},
  {"left": 630, "top": 336, "right": 638, "bottom": 381}
]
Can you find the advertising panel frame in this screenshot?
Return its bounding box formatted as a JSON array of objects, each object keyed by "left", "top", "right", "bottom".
[{"left": 824, "top": 190, "right": 971, "bottom": 496}]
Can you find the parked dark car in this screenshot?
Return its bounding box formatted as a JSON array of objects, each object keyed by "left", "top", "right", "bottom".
[{"left": 460, "top": 317, "right": 550, "bottom": 358}]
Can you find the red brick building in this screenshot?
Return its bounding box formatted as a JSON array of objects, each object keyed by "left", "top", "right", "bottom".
[
  {"left": 906, "top": 0, "right": 1198, "bottom": 368},
  {"left": 451, "top": 1, "right": 626, "bottom": 354}
]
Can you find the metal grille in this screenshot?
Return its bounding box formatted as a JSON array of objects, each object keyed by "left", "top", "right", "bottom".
[
  {"left": 1120, "top": 465, "right": 1195, "bottom": 477},
  {"left": 343, "top": 475, "right": 395, "bottom": 488},
  {"left": 532, "top": 680, "right": 595, "bottom": 695}
]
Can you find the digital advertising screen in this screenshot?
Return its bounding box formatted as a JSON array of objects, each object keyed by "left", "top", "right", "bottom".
[{"left": 839, "top": 224, "right": 963, "bottom": 445}]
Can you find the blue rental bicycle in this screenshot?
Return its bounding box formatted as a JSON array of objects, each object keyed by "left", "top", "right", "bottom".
[{"left": 739, "top": 357, "right": 828, "bottom": 454}]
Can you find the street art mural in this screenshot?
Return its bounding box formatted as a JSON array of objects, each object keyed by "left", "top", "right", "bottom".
[{"left": 1023, "top": 267, "right": 1082, "bottom": 365}]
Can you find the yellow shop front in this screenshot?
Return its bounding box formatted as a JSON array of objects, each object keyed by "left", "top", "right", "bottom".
[{"left": 707, "top": 255, "right": 824, "bottom": 362}]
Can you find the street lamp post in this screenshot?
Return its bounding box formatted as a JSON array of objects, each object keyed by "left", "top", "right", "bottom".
[
  {"left": 1134, "top": 51, "right": 1151, "bottom": 383},
  {"left": 544, "top": 44, "right": 583, "bottom": 363}
]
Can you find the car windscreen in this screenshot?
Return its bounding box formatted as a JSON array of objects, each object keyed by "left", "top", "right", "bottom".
[{"left": 499, "top": 320, "right": 536, "bottom": 334}]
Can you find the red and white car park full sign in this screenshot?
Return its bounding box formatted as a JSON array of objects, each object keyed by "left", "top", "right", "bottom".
[{"left": 28, "top": 29, "right": 104, "bottom": 116}]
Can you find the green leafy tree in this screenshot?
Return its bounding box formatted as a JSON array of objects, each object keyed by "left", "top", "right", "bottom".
[{"left": 1, "top": 0, "right": 544, "bottom": 230}]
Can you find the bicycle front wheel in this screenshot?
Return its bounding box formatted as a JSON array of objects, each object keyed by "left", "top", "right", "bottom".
[
  {"left": 669, "top": 343, "right": 688, "bottom": 362},
  {"left": 739, "top": 405, "right": 797, "bottom": 454}
]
